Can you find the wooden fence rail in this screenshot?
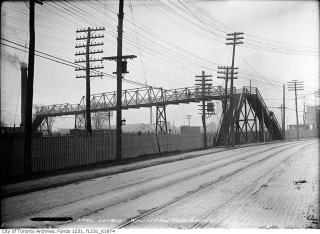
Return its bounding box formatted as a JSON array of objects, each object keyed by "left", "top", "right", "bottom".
[{"left": 1, "top": 133, "right": 214, "bottom": 179}]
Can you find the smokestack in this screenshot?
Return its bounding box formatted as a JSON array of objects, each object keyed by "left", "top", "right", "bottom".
[{"left": 20, "top": 63, "right": 28, "bottom": 130}]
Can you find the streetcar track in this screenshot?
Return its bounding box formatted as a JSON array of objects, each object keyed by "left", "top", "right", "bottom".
[
  {"left": 190, "top": 144, "right": 313, "bottom": 228},
  {"left": 3, "top": 142, "right": 297, "bottom": 223},
  {"left": 3, "top": 142, "right": 308, "bottom": 229},
  {"left": 66, "top": 142, "right": 302, "bottom": 225},
  {"left": 114, "top": 142, "right": 314, "bottom": 229},
  {"left": 1, "top": 142, "right": 281, "bottom": 198}
]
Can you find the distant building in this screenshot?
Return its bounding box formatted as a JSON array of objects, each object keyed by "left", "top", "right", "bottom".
[
  {"left": 69, "top": 129, "right": 116, "bottom": 137},
  {"left": 305, "top": 105, "right": 319, "bottom": 129},
  {"left": 288, "top": 124, "right": 311, "bottom": 131},
  {"left": 122, "top": 123, "right": 155, "bottom": 133},
  {"left": 180, "top": 126, "right": 201, "bottom": 135}
]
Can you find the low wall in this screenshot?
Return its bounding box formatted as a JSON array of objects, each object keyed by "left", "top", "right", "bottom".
[
  {"left": 1, "top": 133, "right": 214, "bottom": 179},
  {"left": 285, "top": 129, "right": 318, "bottom": 140}
]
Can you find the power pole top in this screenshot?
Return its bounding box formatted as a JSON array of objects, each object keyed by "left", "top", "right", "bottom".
[
  {"left": 75, "top": 26, "right": 105, "bottom": 136},
  {"left": 287, "top": 80, "right": 304, "bottom": 140},
  {"left": 195, "top": 70, "right": 213, "bottom": 78},
  {"left": 195, "top": 71, "right": 213, "bottom": 149},
  {"left": 225, "top": 32, "right": 244, "bottom": 147}
]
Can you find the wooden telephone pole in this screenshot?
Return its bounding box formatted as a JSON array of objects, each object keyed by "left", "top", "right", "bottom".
[
  {"left": 283, "top": 84, "right": 286, "bottom": 137},
  {"left": 225, "top": 32, "right": 244, "bottom": 147},
  {"left": 23, "top": 0, "right": 42, "bottom": 178},
  {"left": 75, "top": 26, "right": 105, "bottom": 136},
  {"left": 287, "top": 80, "right": 304, "bottom": 140},
  {"left": 115, "top": 0, "right": 124, "bottom": 161},
  {"left": 195, "top": 71, "right": 213, "bottom": 149},
  {"left": 217, "top": 66, "right": 238, "bottom": 147},
  {"left": 103, "top": 0, "right": 136, "bottom": 160}
]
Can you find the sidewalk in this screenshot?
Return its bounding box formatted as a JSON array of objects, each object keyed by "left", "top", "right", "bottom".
[{"left": 1, "top": 139, "right": 301, "bottom": 198}]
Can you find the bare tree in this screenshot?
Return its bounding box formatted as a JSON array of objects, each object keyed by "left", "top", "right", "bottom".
[{"left": 92, "top": 111, "right": 112, "bottom": 129}]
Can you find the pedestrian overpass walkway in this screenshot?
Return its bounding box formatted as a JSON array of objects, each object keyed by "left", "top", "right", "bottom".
[
  {"left": 32, "top": 85, "right": 284, "bottom": 144},
  {"left": 215, "top": 86, "right": 284, "bottom": 145}
]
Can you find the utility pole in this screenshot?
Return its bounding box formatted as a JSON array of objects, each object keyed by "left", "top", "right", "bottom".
[
  {"left": 116, "top": 0, "right": 124, "bottom": 161},
  {"left": 280, "top": 105, "right": 284, "bottom": 133},
  {"left": 315, "top": 91, "right": 319, "bottom": 129},
  {"left": 186, "top": 114, "right": 192, "bottom": 126},
  {"left": 217, "top": 66, "right": 238, "bottom": 147},
  {"left": 147, "top": 84, "right": 153, "bottom": 125},
  {"left": 283, "top": 84, "right": 286, "bottom": 137},
  {"left": 23, "top": 0, "right": 42, "bottom": 178},
  {"left": 195, "top": 71, "right": 213, "bottom": 149},
  {"left": 103, "top": 0, "right": 136, "bottom": 161},
  {"left": 287, "top": 80, "right": 304, "bottom": 140},
  {"left": 75, "top": 26, "right": 105, "bottom": 136},
  {"left": 226, "top": 32, "right": 244, "bottom": 147},
  {"left": 108, "top": 111, "right": 112, "bottom": 159},
  {"left": 303, "top": 97, "right": 306, "bottom": 127}
]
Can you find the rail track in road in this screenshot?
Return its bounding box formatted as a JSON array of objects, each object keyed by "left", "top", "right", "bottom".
[
  {"left": 114, "top": 141, "right": 315, "bottom": 229},
  {"left": 63, "top": 142, "right": 304, "bottom": 227},
  {"left": 189, "top": 144, "right": 310, "bottom": 229},
  {"left": 2, "top": 142, "right": 297, "bottom": 223},
  {"left": 2, "top": 141, "right": 315, "bottom": 228}
]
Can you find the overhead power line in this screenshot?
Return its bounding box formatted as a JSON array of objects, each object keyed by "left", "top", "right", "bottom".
[
  {"left": 1, "top": 37, "right": 150, "bottom": 87},
  {"left": 179, "top": 0, "right": 319, "bottom": 56}
]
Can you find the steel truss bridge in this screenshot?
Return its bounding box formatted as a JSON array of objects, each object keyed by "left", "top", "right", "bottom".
[{"left": 33, "top": 85, "right": 284, "bottom": 145}]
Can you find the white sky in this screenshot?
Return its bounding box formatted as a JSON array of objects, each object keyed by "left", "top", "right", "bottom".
[{"left": 1, "top": 0, "right": 319, "bottom": 130}]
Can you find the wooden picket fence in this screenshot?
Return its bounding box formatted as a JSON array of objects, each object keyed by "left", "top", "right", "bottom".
[{"left": 1, "top": 133, "right": 214, "bottom": 179}]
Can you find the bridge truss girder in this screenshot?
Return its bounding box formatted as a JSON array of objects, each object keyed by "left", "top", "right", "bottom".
[
  {"left": 235, "top": 98, "right": 259, "bottom": 144},
  {"left": 39, "top": 117, "right": 55, "bottom": 136},
  {"left": 34, "top": 86, "right": 229, "bottom": 117},
  {"left": 33, "top": 86, "right": 283, "bottom": 144},
  {"left": 74, "top": 113, "right": 86, "bottom": 129},
  {"left": 216, "top": 86, "right": 283, "bottom": 146},
  {"left": 32, "top": 85, "right": 231, "bottom": 131}
]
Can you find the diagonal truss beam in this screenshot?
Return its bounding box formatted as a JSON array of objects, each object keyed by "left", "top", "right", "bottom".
[{"left": 33, "top": 86, "right": 235, "bottom": 122}]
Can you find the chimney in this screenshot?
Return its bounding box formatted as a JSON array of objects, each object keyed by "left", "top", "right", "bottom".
[{"left": 20, "top": 63, "right": 28, "bottom": 130}]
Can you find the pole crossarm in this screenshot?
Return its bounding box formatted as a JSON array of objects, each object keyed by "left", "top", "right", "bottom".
[
  {"left": 75, "top": 66, "right": 104, "bottom": 71},
  {"left": 102, "top": 55, "right": 137, "bottom": 61},
  {"left": 75, "top": 50, "right": 103, "bottom": 56},
  {"left": 75, "top": 42, "right": 104, "bottom": 48},
  {"left": 76, "top": 74, "right": 103, "bottom": 79},
  {"left": 76, "top": 27, "right": 105, "bottom": 33},
  {"left": 75, "top": 59, "right": 103, "bottom": 63},
  {"left": 217, "top": 66, "right": 238, "bottom": 78}
]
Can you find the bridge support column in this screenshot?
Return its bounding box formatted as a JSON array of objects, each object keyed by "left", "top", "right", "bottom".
[
  {"left": 75, "top": 113, "right": 86, "bottom": 129},
  {"left": 156, "top": 105, "right": 168, "bottom": 134},
  {"left": 39, "top": 117, "right": 54, "bottom": 136},
  {"left": 236, "top": 98, "right": 259, "bottom": 144},
  {"left": 235, "top": 117, "right": 240, "bottom": 144}
]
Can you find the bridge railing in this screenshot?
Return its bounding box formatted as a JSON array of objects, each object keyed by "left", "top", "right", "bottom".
[
  {"left": 33, "top": 103, "right": 84, "bottom": 119},
  {"left": 242, "top": 86, "right": 257, "bottom": 95},
  {"left": 34, "top": 85, "right": 230, "bottom": 118},
  {"left": 242, "top": 86, "right": 282, "bottom": 135}
]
